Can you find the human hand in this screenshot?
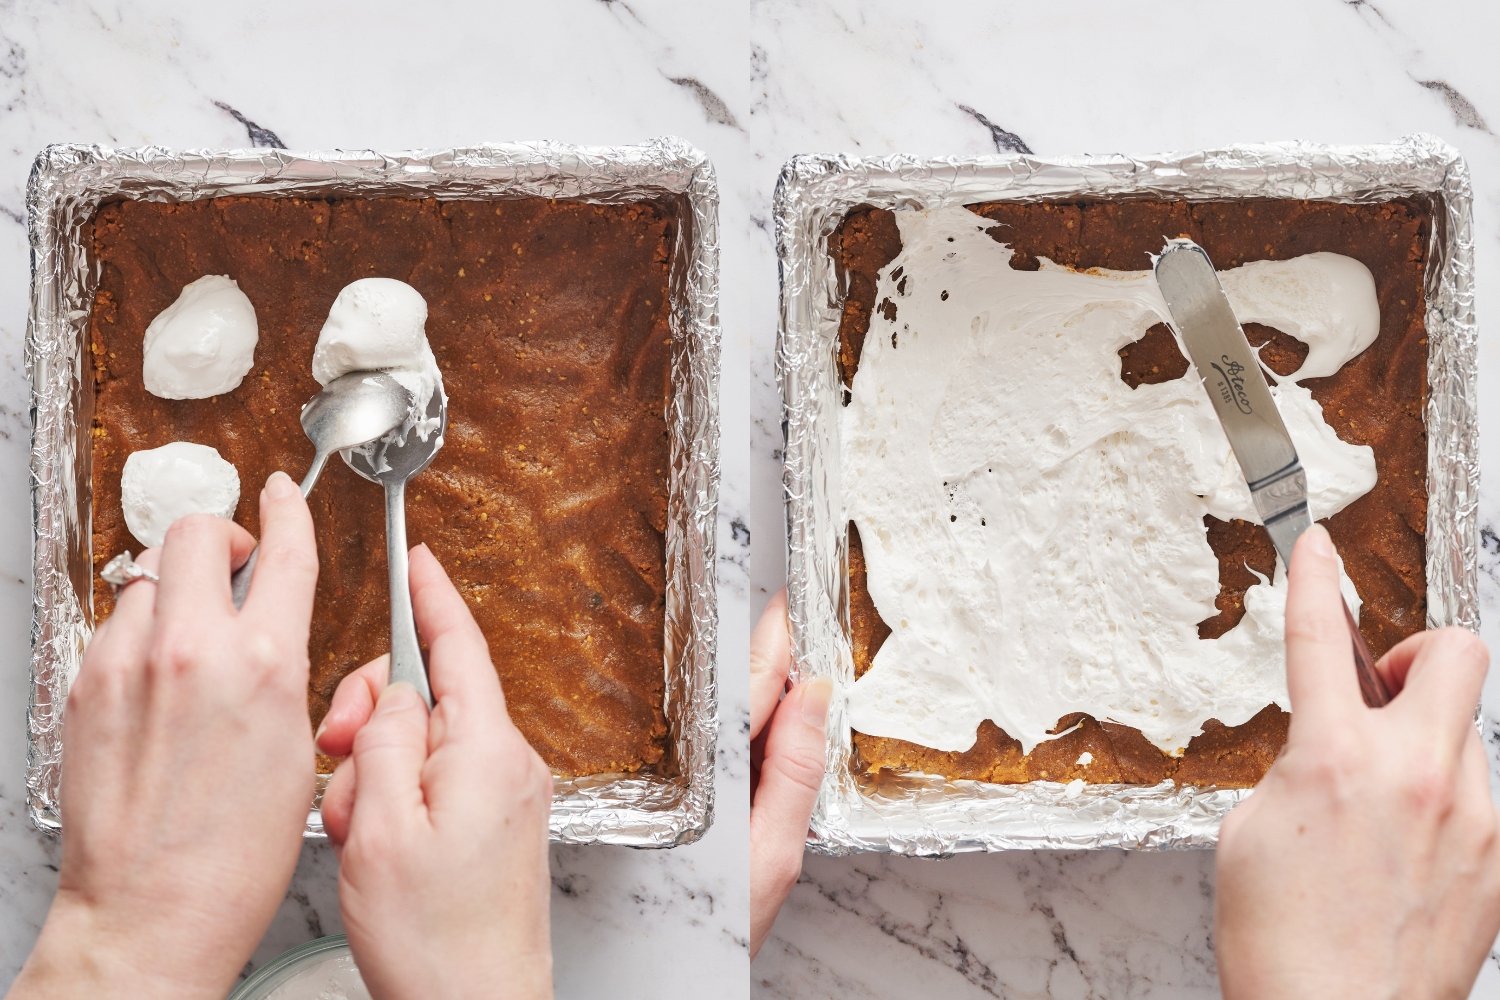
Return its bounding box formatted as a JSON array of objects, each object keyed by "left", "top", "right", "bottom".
[
  {"left": 750, "top": 590, "right": 831, "bottom": 959},
  {"left": 12, "top": 472, "right": 319, "bottom": 1000},
  {"left": 315, "top": 544, "right": 553, "bottom": 1000},
  {"left": 1216, "top": 524, "right": 1500, "bottom": 1000}
]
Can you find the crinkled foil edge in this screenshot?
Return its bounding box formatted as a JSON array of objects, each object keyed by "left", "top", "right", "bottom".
[
  {"left": 27, "top": 138, "right": 720, "bottom": 848},
  {"left": 776, "top": 134, "right": 1477, "bottom": 855}
]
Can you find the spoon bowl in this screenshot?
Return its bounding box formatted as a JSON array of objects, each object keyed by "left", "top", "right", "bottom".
[
  {"left": 229, "top": 370, "right": 416, "bottom": 609},
  {"left": 344, "top": 380, "right": 448, "bottom": 485},
  {"left": 300, "top": 371, "right": 419, "bottom": 489}
]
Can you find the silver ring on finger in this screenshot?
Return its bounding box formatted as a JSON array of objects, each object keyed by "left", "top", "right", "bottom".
[{"left": 100, "top": 551, "right": 160, "bottom": 594}]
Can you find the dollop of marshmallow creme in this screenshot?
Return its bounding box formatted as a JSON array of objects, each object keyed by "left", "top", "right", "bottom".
[
  {"left": 311, "top": 277, "right": 441, "bottom": 413},
  {"left": 120, "top": 442, "right": 241, "bottom": 549},
  {"left": 843, "top": 207, "right": 1378, "bottom": 756},
  {"left": 142, "top": 275, "right": 259, "bottom": 399}
]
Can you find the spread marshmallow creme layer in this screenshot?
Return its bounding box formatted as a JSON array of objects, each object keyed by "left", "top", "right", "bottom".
[{"left": 843, "top": 207, "right": 1379, "bottom": 756}]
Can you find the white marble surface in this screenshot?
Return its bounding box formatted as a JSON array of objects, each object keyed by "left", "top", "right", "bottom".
[
  {"left": 0, "top": 1, "right": 750, "bottom": 997},
  {"left": 8, "top": 0, "right": 1500, "bottom": 996},
  {"left": 746, "top": 1, "right": 1500, "bottom": 998}
]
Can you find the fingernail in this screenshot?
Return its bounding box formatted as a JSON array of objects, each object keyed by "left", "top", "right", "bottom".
[
  {"left": 313, "top": 714, "right": 331, "bottom": 744},
  {"left": 377, "top": 682, "right": 423, "bottom": 713},
  {"left": 799, "top": 677, "right": 833, "bottom": 728},
  {"left": 1305, "top": 523, "right": 1333, "bottom": 557},
  {"left": 265, "top": 470, "right": 298, "bottom": 499}
]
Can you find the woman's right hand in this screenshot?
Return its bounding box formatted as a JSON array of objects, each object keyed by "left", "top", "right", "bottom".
[
  {"left": 315, "top": 545, "right": 554, "bottom": 1000},
  {"left": 1216, "top": 524, "right": 1500, "bottom": 1000}
]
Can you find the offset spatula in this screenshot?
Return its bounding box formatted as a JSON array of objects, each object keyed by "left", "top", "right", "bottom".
[{"left": 1154, "top": 239, "right": 1391, "bottom": 708}]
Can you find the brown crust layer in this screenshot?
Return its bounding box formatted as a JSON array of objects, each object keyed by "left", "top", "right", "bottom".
[
  {"left": 90, "top": 195, "right": 674, "bottom": 777},
  {"left": 833, "top": 198, "right": 1431, "bottom": 787}
]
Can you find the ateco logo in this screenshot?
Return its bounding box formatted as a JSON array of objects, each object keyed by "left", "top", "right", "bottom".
[{"left": 1209, "top": 354, "right": 1254, "bottom": 414}]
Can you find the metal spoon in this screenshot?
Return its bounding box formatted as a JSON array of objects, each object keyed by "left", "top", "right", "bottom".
[
  {"left": 229, "top": 371, "right": 417, "bottom": 609},
  {"left": 344, "top": 381, "right": 448, "bottom": 707}
]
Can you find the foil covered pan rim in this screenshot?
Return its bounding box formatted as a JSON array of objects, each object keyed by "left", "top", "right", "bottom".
[
  {"left": 31, "top": 138, "right": 712, "bottom": 182},
  {"left": 776, "top": 131, "right": 1465, "bottom": 198}
]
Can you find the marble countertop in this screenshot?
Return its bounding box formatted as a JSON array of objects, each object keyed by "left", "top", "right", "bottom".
[
  {"left": 0, "top": 1, "right": 751, "bottom": 997},
  {"left": 746, "top": 1, "right": 1500, "bottom": 998},
  {"left": 4, "top": 0, "right": 1500, "bottom": 997}
]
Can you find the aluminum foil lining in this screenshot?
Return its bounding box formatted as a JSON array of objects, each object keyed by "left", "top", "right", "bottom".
[
  {"left": 777, "top": 133, "right": 1477, "bottom": 855},
  {"left": 27, "top": 138, "right": 720, "bottom": 848}
]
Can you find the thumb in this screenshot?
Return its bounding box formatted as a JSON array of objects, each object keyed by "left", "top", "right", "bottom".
[
  {"left": 349, "top": 682, "right": 430, "bottom": 822},
  {"left": 752, "top": 677, "right": 831, "bottom": 853},
  {"left": 1284, "top": 523, "right": 1360, "bottom": 732},
  {"left": 315, "top": 655, "right": 389, "bottom": 757}
]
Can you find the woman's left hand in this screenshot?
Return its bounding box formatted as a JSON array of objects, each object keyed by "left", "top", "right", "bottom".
[
  {"left": 750, "top": 590, "right": 831, "bottom": 959},
  {"left": 11, "top": 472, "right": 321, "bottom": 1000}
]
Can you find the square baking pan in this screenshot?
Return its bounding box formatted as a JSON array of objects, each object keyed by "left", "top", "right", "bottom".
[
  {"left": 27, "top": 138, "right": 720, "bottom": 848},
  {"left": 776, "top": 134, "right": 1476, "bottom": 855}
]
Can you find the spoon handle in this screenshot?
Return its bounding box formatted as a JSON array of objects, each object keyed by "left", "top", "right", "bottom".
[
  {"left": 229, "top": 454, "right": 332, "bottom": 609},
  {"left": 1347, "top": 601, "right": 1392, "bottom": 708},
  {"left": 384, "top": 478, "right": 433, "bottom": 706},
  {"left": 301, "top": 451, "right": 331, "bottom": 495}
]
